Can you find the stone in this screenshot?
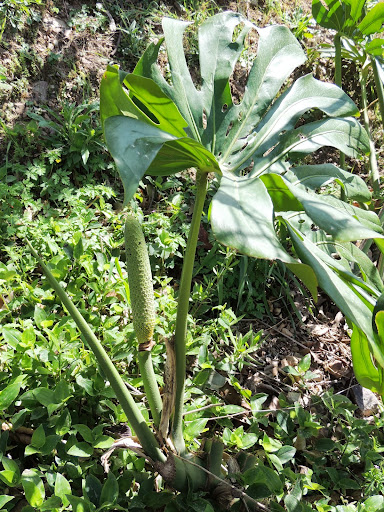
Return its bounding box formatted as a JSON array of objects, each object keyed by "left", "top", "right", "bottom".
[
  {"left": 31, "top": 81, "right": 49, "bottom": 103},
  {"left": 351, "top": 384, "right": 381, "bottom": 416}
]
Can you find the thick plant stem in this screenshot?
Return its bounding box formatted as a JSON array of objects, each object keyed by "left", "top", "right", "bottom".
[
  {"left": 371, "top": 56, "right": 384, "bottom": 130},
  {"left": 334, "top": 33, "right": 342, "bottom": 89},
  {"left": 361, "top": 73, "right": 380, "bottom": 196},
  {"left": 205, "top": 438, "right": 224, "bottom": 488},
  {"left": 334, "top": 33, "right": 346, "bottom": 178},
  {"left": 138, "top": 351, "right": 162, "bottom": 427},
  {"left": 27, "top": 241, "right": 165, "bottom": 464},
  {"left": 171, "top": 171, "right": 208, "bottom": 455}
]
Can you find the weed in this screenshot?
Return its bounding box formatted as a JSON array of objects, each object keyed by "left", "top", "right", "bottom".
[
  {"left": 67, "top": 4, "right": 109, "bottom": 34},
  {"left": 282, "top": 7, "right": 315, "bottom": 41},
  {"left": 0, "top": 0, "right": 41, "bottom": 39}
]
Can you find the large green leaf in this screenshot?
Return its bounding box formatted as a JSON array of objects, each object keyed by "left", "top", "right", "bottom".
[
  {"left": 234, "top": 74, "right": 359, "bottom": 170},
  {"left": 358, "top": 2, "right": 384, "bottom": 35},
  {"left": 102, "top": 12, "right": 369, "bottom": 209},
  {"left": 210, "top": 175, "right": 294, "bottom": 262},
  {"left": 123, "top": 74, "right": 188, "bottom": 137},
  {"left": 350, "top": 326, "right": 384, "bottom": 395},
  {"left": 101, "top": 66, "right": 188, "bottom": 137},
  {"left": 366, "top": 40, "right": 384, "bottom": 59},
  {"left": 101, "top": 10, "right": 375, "bottom": 279},
  {"left": 312, "top": 0, "right": 353, "bottom": 33},
  {"left": 283, "top": 213, "right": 383, "bottom": 294},
  {"left": 250, "top": 116, "right": 369, "bottom": 179},
  {"left": 312, "top": 0, "right": 366, "bottom": 36},
  {"left": 279, "top": 176, "right": 383, "bottom": 242},
  {"left": 210, "top": 174, "right": 319, "bottom": 299},
  {"left": 286, "top": 221, "right": 384, "bottom": 368},
  {"left": 286, "top": 164, "right": 371, "bottom": 203},
  {"left": 328, "top": 240, "right": 383, "bottom": 292},
  {"left": 312, "top": 0, "right": 384, "bottom": 57},
  {"left": 286, "top": 219, "right": 381, "bottom": 304},
  {"left": 104, "top": 116, "right": 219, "bottom": 202},
  {"left": 278, "top": 117, "right": 369, "bottom": 159}
]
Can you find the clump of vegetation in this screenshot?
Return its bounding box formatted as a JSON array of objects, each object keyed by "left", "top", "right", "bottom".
[{"left": 1, "top": 1, "right": 384, "bottom": 511}]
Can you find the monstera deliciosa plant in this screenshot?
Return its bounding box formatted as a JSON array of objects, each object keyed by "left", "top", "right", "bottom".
[
  {"left": 101, "top": 12, "right": 384, "bottom": 390},
  {"left": 29, "top": 11, "right": 384, "bottom": 504}
]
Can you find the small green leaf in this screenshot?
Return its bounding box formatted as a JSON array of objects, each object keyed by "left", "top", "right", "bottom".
[
  {"left": 205, "top": 370, "right": 227, "bottom": 390},
  {"left": 239, "top": 433, "right": 258, "bottom": 450},
  {"left": 243, "top": 464, "right": 283, "bottom": 494},
  {"left": 284, "top": 493, "right": 301, "bottom": 512},
  {"left": 73, "top": 424, "right": 94, "bottom": 444},
  {"left": 81, "top": 148, "right": 90, "bottom": 165},
  {"left": 74, "top": 236, "right": 84, "bottom": 260},
  {"left": 275, "top": 445, "right": 296, "bottom": 464},
  {"left": 338, "top": 477, "right": 361, "bottom": 490},
  {"left": 40, "top": 435, "right": 61, "bottom": 455},
  {"left": 298, "top": 354, "right": 311, "bottom": 373},
  {"left": 31, "top": 424, "right": 46, "bottom": 449},
  {"left": 39, "top": 496, "right": 62, "bottom": 510},
  {"left": 67, "top": 443, "right": 94, "bottom": 458},
  {"left": 266, "top": 453, "right": 283, "bottom": 472},
  {"left": 0, "top": 376, "right": 25, "bottom": 411},
  {"left": 32, "top": 388, "right": 56, "bottom": 407},
  {"left": 0, "top": 495, "right": 14, "bottom": 508},
  {"left": 24, "top": 445, "right": 40, "bottom": 456},
  {"left": 76, "top": 375, "right": 95, "bottom": 396},
  {"left": 84, "top": 474, "right": 102, "bottom": 507},
  {"left": 21, "top": 326, "right": 36, "bottom": 347},
  {"left": 93, "top": 435, "right": 114, "bottom": 449},
  {"left": 260, "top": 433, "right": 282, "bottom": 453},
  {"left": 0, "top": 265, "right": 17, "bottom": 282},
  {"left": 66, "top": 495, "right": 92, "bottom": 512},
  {"left": 283, "top": 366, "right": 301, "bottom": 376},
  {"left": 0, "top": 470, "right": 19, "bottom": 487},
  {"left": 54, "top": 473, "right": 72, "bottom": 507},
  {"left": 100, "top": 472, "right": 119, "bottom": 505},
  {"left": 184, "top": 419, "right": 209, "bottom": 441},
  {"left": 315, "top": 438, "right": 337, "bottom": 451},
  {"left": 21, "top": 469, "right": 45, "bottom": 507},
  {"left": 1, "top": 327, "right": 21, "bottom": 349},
  {"left": 54, "top": 380, "right": 71, "bottom": 403}
]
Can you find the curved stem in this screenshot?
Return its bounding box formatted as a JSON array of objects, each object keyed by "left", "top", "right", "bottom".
[
  {"left": 371, "top": 56, "right": 384, "bottom": 131},
  {"left": 334, "top": 33, "right": 346, "bottom": 179},
  {"left": 334, "top": 33, "right": 342, "bottom": 89},
  {"left": 138, "top": 351, "right": 162, "bottom": 427},
  {"left": 27, "top": 241, "right": 165, "bottom": 464},
  {"left": 361, "top": 71, "right": 380, "bottom": 196},
  {"left": 171, "top": 171, "right": 208, "bottom": 454}
]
